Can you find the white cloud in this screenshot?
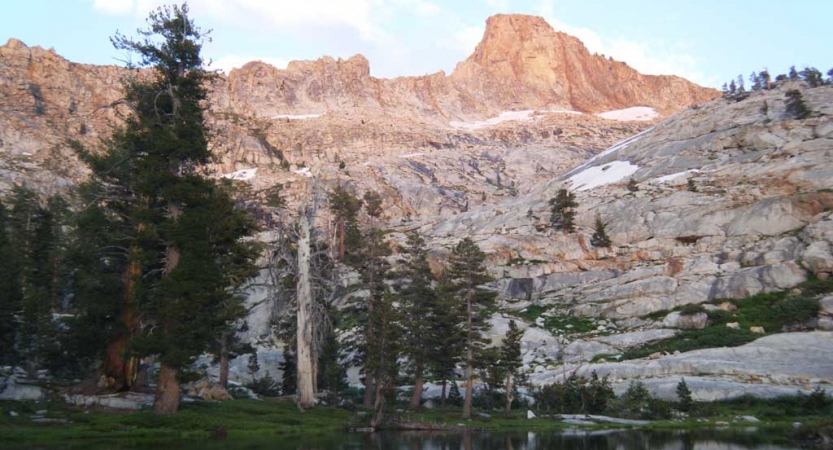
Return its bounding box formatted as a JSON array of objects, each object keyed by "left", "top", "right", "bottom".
[
  {"left": 485, "top": 0, "right": 511, "bottom": 11},
  {"left": 448, "top": 25, "right": 485, "bottom": 53},
  {"left": 90, "top": 0, "right": 136, "bottom": 15},
  {"left": 209, "top": 55, "right": 290, "bottom": 74},
  {"left": 391, "top": 0, "right": 442, "bottom": 17}
]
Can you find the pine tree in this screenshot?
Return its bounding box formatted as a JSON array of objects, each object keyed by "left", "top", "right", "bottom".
[
  {"left": 789, "top": 66, "right": 799, "bottom": 81},
  {"left": 749, "top": 71, "right": 761, "bottom": 91},
  {"left": 627, "top": 177, "right": 639, "bottom": 192},
  {"left": 687, "top": 178, "right": 698, "bottom": 192},
  {"left": 676, "top": 378, "right": 693, "bottom": 412},
  {"left": 736, "top": 75, "right": 746, "bottom": 93},
  {"left": 428, "top": 279, "right": 464, "bottom": 407},
  {"left": 785, "top": 89, "right": 810, "bottom": 119},
  {"left": 728, "top": 79, "right": 737, "bottom": 95},
  {"left": 79, "top": 4, "right": 258, "bottom": 414},
  {"left": 549, "top": 188, "right": 578, "bottom": 233},
  {"left": 328, "top": 184, "right": 363, "bottom": 264},
  {"left": 0, "top": 200, "right": 22, "bottom": 367},
  {"left": 758, "top": 70, "right": 771, "bottom": 90},
  {"left": 398, "top": 232, "right": 440, "bottom": 410},
  {"left": 590, "top": 214, "right": 612, "bottom": 248},
  {"left": 445, "top": 238, "right": 495, "bottom": 419},
  {"left": 501, "top": 320, "right": 523, "bottom": 414},
  {"left": 801, "top": 67, "right": 823, "bottom": 87},
  {"left": 827, "top": 68, "right": 833, "bottom": 84}
]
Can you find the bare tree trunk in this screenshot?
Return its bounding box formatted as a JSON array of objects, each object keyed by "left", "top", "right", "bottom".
[
  {"left": 219, "top": 331, "right": 229, "bottom": 389},
  {"left": 462, "top": 294, "right": 474, "bottom": 419},
  {"left": 363, "top": 372, "right": 374, "bottom": 408},
  {"left": 338, "top": 219, "right": 345, "bottom": 261},
  {"left": 153, "top": 363, "right": 180, "bottom": 414},
  {"left": 296, "top": 206, "right": 315, "bottom": 409},
  {"left": 504, "top": 371, "right": 513, "bottom": 414},
  {"left": 371, "top": 373, "right": 385, "bottom": 428},
  {"left": 409, "top": 359, "right": 424, "bottom": 410},
  {"left": 440, "top": 378, "right": 447, "bottom": 407}
]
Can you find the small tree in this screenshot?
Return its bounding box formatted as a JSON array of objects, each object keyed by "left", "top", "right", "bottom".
[
  {"left": 549, "top": 189, "right": 578, "bottom": 233},
  {"left": 627, "top": 178, "right": 639, "bottom": 192},
  {"left": 676, "top": 378, "right": 693, "bottom": 412},
  {"left": 789, "top": 65, "right": 799, "bottom": 81},
  {"left": 590, "top": 214, "right": 612, "bottom": 248},
  {"left": 501, "top": 320, "right": 523, "bottom": 414},
  {"left": 687, "top": 178, "right": 697, "bottom": 192},
  {"left": 785, "top": 89, "right": 810, "bottom": 119},
  {"left": 801, "top": 67, "right": 824, "bottom": 87}
]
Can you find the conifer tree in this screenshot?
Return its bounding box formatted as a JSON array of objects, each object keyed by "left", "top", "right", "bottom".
[
  {"left": 549, "top": 188, "right": 578, "bottom": 232},
  {"left": 77, "top": 4, "right": 258, "bottom": 413},
  {"left": 749, "top": 71, "right": 761, "bottom": 91},
  {"left": 501, "top": 319, "right": 523, "bottom": 414},
  {"left": 398, "top": 231, "right": 439, "bottom": 410},
  {"left": 445, "top": 238, "right": 495, "bottom": 419},
  {"left": 676, "top": 378, "right": 694, "bottom": 412},
  {"left": 328, "top": 184, "right": 363, "bottom": 263},
  {"left": 728, "top": 79, "right": 737, "bottom": 95},
  {"left": 590, "top": 213, "right": 612, "bottom": 248},
  {"left": 785, "top": 89, "right": 810, "bottom": 119},
  {"left": 801, "top": 67, "right": 823, "bottom": 87},
  {"left": 627, "top": 177, "right": 639, "bottom": 192},
  {"left": 0, "top": 200, "right": 22, "bottom": 367},
  {"left": 789, "top": 66, "right": 799, "bottom": 81},
  {"left": 428, "top": 279, "right": 464, "bottom": 406}
]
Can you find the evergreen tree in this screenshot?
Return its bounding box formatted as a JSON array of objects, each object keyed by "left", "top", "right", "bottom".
[
  {"left": 749, "top": 71, "right": 762, "bottom": 91},
  {"left": 0, "top": 200, "right": 23, "bottom": 367},
  {"left": 801, "top": 67, "right": 824, "bottom": 87},
  {"left": 827, "top": 68, "right": 833, "bottom": 84},
  {"left": 501, "top": 319, "right": 523, "bottom": 414},
  {"left": 736, "top": 75, "right": 745, "bottom": 93},
  {"left": 279, "top": 348, "right": 297, "bottom": 396},
  {"left": 428, "top": 278, "right": 464, "bottom": 406},
  {"left": 77, "top": 4, "right": 258, "bottom": 414},
  {"left": 447, "top": 379, "right": 463, "bottom": 406},
  {"left": 758, "top": 70, "right": 771, "bottom": 90},
  {"left": 687, "top": 178, "right": 698, "bottom": 192},
  {"left": 548, "top": 188, "right": 578, "bottom": 233},
  {"left": 720, "top": 83, "right": 729, "bottom": 96},
  {"left": 627, "top": 177, "right": 639, "bottom": 192},
  {"left": 785, "top": 89, "right": 810, "bottom": 119},
  {"left": 445, "top": 238, "right": 495, "bottom": 419},
  {"left": 676, "top": 378, "right": 694, "bottom": 412},
  {"left": 328, "top": 184, "right": 363, "bottom": 264},
  {"left": 728, "top": 79, "right": 737, "bottom": 96},
  {"left": 789, "top": 65, "right": 799, "bottom": 81},
  {"left": 398, "top": 231, "right": 440, "bottom": 410},
  {"left": 590, "top": 213, "right": 612, "bottom": 248}
]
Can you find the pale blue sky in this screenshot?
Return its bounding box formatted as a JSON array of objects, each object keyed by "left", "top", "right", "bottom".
[{"left": 1, "top": 0, "right": 830, "bottom": 87}]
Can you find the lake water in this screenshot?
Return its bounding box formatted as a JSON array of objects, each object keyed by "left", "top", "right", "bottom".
[{"left": 21, "top": 428, "right": 801, "bottom": 450}]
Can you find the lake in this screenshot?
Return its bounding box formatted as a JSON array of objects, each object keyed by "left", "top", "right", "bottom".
[{"left": 15, "top": 428, "right": 803, "bottom": 450}]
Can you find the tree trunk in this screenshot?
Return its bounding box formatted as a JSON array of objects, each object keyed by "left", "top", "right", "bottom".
[
  {"left": 440, "top": 378, "right": 447, "bottom": 407},
  {"left": 363, "top": 372, "right": 374, "bottom": 408},
  {"left": 296, "top": 207, "right": 316, "bottom": 409},
  {"left": 219, "top": 331, "right": 229, "bottom": 389},
  {"left": 409, "top": 360, "right": 424, "bottom": 410},
  {"left": 371, "top": 372, "right": 385, "bottom": 428},
  {"left": 462, "top": 294, "right": 473, "bottom": 419},
  {"left": 338, "top": 219, "right": 345, "bottom": 261},
  {"left": 102, "top": 250, "right": 141, "bottom": 391},
  {"left": 153, "top": 363, "right": 180, "bottom": 414},
  {"left": 504, "top": 371, "right": 513, "bottom": 414}
]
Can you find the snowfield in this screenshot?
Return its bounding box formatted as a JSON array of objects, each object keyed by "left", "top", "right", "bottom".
[
  {"left": 293, "top": 167, "right": 313, "bottom": 178},
  {"left": 222, "top": 168, "right": 257, "bottom": 181},
  {"left": 567, "top": 160, "right": 640, "bottom": 192},
  {"left": 449, "top": 109, "right": 581, "bottom": 130},
  {"left": 596, "top": 107, "right": 659, "bottom": 122}
]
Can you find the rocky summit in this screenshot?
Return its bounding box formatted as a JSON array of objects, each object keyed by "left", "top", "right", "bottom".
[{"left": 1, "top": 13, "right": 831, "bottom": 402}]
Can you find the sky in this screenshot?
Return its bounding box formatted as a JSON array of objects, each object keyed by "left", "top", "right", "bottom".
[{"left": 1, "top": 0, "right": 830, "bottom": 88}]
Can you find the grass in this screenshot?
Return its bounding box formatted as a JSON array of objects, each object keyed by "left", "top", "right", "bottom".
[
  {"left": 623, "top": 277, "right": 832, "bottom": 360},
  {"left": 0, "top": 398, "right": 351, "bottom": 448}
]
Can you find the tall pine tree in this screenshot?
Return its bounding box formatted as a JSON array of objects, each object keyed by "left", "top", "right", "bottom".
[{"left": 549, "top": 188, "right": 578, "bottom": 233}]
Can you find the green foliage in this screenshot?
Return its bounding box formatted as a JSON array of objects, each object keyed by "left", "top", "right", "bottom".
[
  {"left": 328, "top": 184, "right": 363, "bottom": 265},
  {"left": 447, "top": 381, "right": 463, "bottom": 406},
  {"left": 533, "top": 372, "right": 614, "bottom": 415},
  {"left": 604, "top": 380, "right": 671, "bottom": 420},
  {"left": 501, "top": 320, "right": 523, "bottom": 377},
  {"left": 785, "top": 89, "right": 810, "bottom": 119},
  {"left": 800, "top": 67, "right": 824, "bottom": 87},
  {"left": 623, "top": 327, "right": 755, "bottom": 360},
  {"left": 676, "top": 378, "right": 694, "bottom": 412},
  {"left": 627, "top": 177, "right": 639, "bottom": 192},
  {"left": 246, "top": 374, "right": 281, "bottom": 397},
  {"left": 590, "top": 213, "right": 612, "bottom": 247},
  {"left": 548, "top": 188, "right": 577, "bottom": 232}
]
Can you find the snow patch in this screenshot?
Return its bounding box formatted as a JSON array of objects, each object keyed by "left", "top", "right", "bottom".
[
  {"left": 399, "top": 152, "right": 425, "bottom": 158},
  {"left": 652, "top": 170, "right": 700, "bottom": 184},
  {"left": 223, "top": 168, "right": 257, "bottom": 181},
  {"left": 450, "top": 109, "right": 581, "bottom": 130},
  {"left": 562, "top": 127, "right": 652, "bottom": 178},
  {"left": 567, "top": 161, "right": 640, "bottom": 192},
  {"left": 270, "top": 113, "right": 323, "bottom": 120},
  {"left": 596, "top": 107, "right": 659, "bottom": 122},
  {"left": 292, "top": 167, "right": 312, "bottom": 178}
]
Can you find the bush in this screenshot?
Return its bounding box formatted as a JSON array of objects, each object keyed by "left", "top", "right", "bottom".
[
  {"left": 246, "top": 374, "right": 281, "bottom": 397},
  {"left": 604, "top": 380, "right": 672, "bottom": 420},
  {"left": 801, "top": 387, "right": 830, "bottom": 413},
  {"left": 676, "top": 378, "right": 694, "bottom": 412}
]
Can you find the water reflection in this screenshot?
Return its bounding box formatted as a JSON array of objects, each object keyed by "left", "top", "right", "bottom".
[{"left": 15, "top": 428, "right": 800, "bottom": 450}]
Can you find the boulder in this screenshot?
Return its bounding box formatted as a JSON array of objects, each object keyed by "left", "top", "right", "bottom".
[
  {"left": 562, "top": 340, "right": 614, "bottom": 363},
  {"left": 662, "top": 312, "right": 708, "bottom": 330}
]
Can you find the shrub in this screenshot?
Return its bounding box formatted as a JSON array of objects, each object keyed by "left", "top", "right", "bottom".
[
  {"left": 246, "top": 374, "right": 281, "bottom": 397},
  {"left": 533, "top": 372, "right": 613, "bottom": 414},
  {"left": 676, "top": 378, "right": 694, "bottom": 412}
]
